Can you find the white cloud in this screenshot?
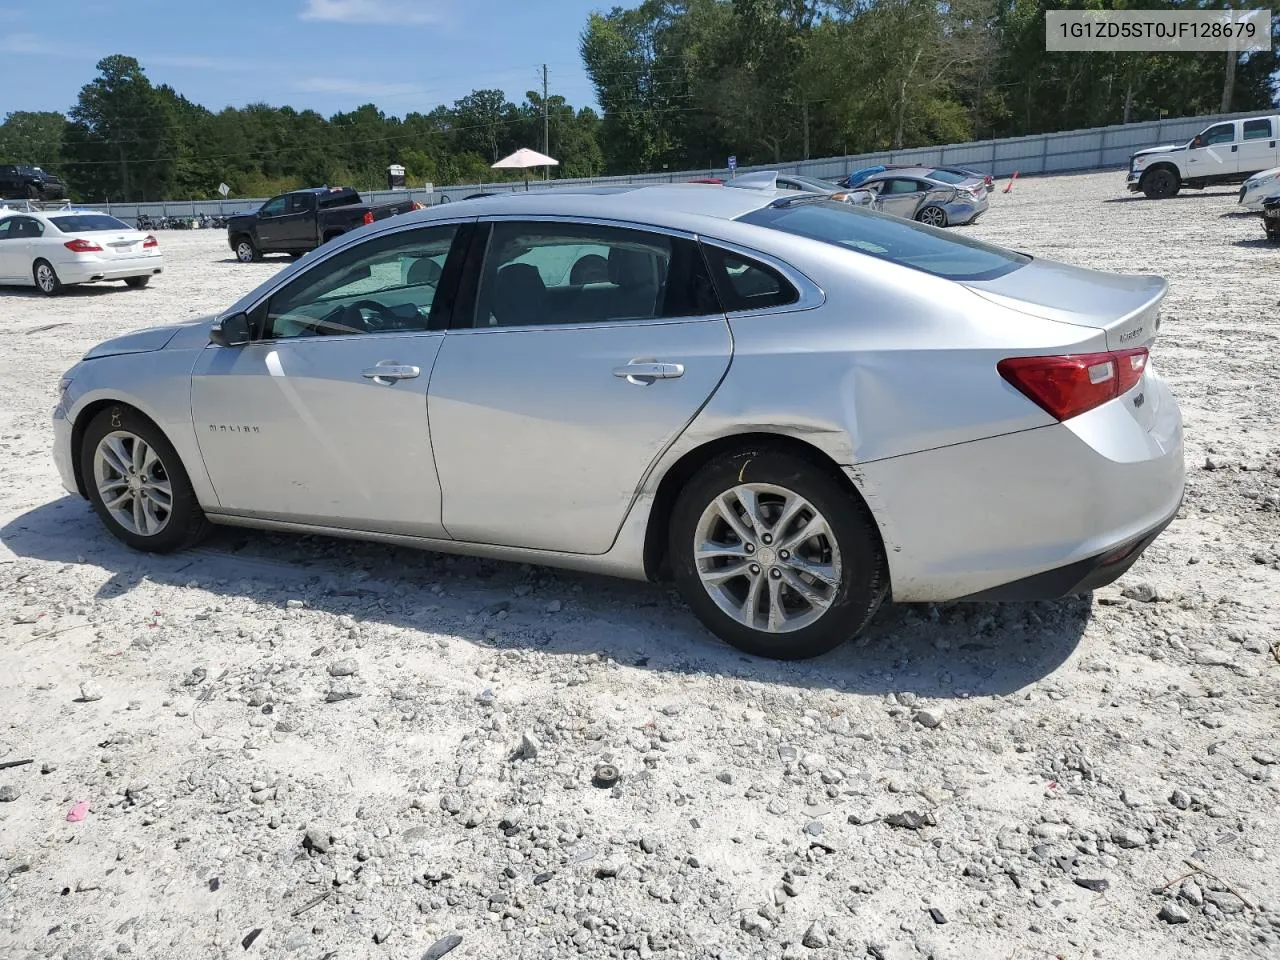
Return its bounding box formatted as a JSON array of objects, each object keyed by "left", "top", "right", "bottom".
[
  {"left": 0, "top": 32, "right": 60, "bottom": 55},
  {"left": 147, "top": 55, "right": 254, "bottom": 72},
  {"left": 299, "top": 0, "right": 439, "bottom": 25},
  {"left": 294, "top": 76, "right": 426, "bottom": 99}
]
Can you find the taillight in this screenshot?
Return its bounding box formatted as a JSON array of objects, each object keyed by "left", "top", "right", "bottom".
[
  {"left": 64, "top": 238, "right": 103, "bottom": 253},
  {"left": 362, "top": 211, "right": 375, "bottom": 225},
  {"left": 410, "top": 201, "right": 425, "bottom": 210},
  {"left": 143, "top": 234, "right": 158, "bottom": 248},
  {"left": 998, "top": 348, "right": 1148, "bottom": 421}
]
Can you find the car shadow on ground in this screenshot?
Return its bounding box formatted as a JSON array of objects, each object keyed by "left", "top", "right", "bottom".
[
  {"left": 1101, "top": 191, "right": 1238, "bottom": 204},
  {"left": 0, "top": 283, "right": 129, "bottom": 299},
  {"left": 1231, "top": 237, "right": 1277, "bottom": 248},
  {"left": 1218, "top": 210, "right": 1261, "bottom": 219},
  {"left": 1, "top": 497, "right": 1092, "bottom": 700}
]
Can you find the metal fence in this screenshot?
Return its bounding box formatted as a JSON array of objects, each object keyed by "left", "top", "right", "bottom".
[{"left": 78, "top": 109, "right": 1257, "bottom": 220}]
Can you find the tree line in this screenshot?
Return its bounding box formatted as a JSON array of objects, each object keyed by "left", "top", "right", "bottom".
[{"left": 1, "top": 0, "right": 1277, "bottom": 202}]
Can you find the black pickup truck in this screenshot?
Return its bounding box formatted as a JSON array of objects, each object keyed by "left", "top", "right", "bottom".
[
  {"left": 226, "top": 186, "right": 420, "bottom": 262},
  {"left": 0, "top": 164, "right": 68, "bottom": 200}
]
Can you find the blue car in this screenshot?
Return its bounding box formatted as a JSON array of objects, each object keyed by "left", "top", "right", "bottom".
[{"left": 840, "top": 165, "right": 888, "bottom": 188}]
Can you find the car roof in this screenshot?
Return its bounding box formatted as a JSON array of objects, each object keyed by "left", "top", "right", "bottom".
[{"left": 414, "top": 183, "right": 781, "bottom": 232}]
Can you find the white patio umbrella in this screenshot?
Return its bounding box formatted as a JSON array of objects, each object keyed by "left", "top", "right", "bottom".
[{"left": 491, "top": 147, "right": 559, "bottom": 190}]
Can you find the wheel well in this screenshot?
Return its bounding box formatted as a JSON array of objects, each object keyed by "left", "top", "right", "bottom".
[
  {"left": 322, "top": 230, "right": 344, "bottom": 243},
  {"left": 69, "top": 400, "right": 163, "bottom": 498},
  {"left": 232, "top": 233, "right": 252, "bottom": 246},
  {"left": 641, "top": 432, "right": 886, "bottom": 582},
  {"left": 1142, "top": 163, "right": 1180, "bottom": 184}
]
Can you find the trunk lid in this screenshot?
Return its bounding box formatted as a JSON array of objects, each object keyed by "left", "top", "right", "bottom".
[{"left": 962, "top": 258, "right": 1166, "bottom": 351}]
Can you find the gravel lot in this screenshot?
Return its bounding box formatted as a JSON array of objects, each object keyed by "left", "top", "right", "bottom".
[{"left": 1, "top": 171, "right": 1278, "bottom": 960}]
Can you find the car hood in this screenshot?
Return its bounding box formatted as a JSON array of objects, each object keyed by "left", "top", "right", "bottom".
[
  {"left": 83, "top": 318, "right": 213, "bottom": 359},
  {"left": 1131, "top": 144, "right": 1182, "bottom": 159},
  {"left": 1244, "top": 166, "right": 1280, "bottom": 186},
  {"left": 962, "top": 259, "right": 1167, "bottom": 350}
]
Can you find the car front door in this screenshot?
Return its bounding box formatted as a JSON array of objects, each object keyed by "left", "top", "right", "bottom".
[
  {"left": 1237, "top": 118, "right": 1278, "bottom": 177},
  {"left": 426, "top": 218, "right": 731, "bottom": 554},
  {"left": 254, "top": 195, "right": 290, "bottom": 250},
  {"left": 1186, "top": 121, "right": 1240, "bottom": 179},
  {"left": 277, "top": 192, "right": 316, "bottom": 249},
  {"left": 0, "top": 216, "right": 41, "bottom": 282},
  {"left": 876, "top": 178, "right": 927, "bottom": 218},
  {"left": 190, "top": 221, "right": 466, "bottom": 535}
]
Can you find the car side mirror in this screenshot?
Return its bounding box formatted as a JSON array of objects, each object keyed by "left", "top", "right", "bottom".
[{"left": 209, "top": 312, "right": 251, "bottom": 347}]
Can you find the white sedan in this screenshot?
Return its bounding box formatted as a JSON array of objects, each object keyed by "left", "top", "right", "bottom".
[
  {"left": 1238, "top": 167, "right": 1280, "bottom": 211},
  {"left": 0, "top": 208, "right": 163, "bottom": 295}
]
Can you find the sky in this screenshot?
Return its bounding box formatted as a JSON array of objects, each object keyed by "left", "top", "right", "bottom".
[{"left": 0, "top": 0, "right": 604, "bottom": 118}]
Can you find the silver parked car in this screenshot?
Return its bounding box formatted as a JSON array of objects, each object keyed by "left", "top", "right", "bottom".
[
  {"left": 52, "top": 186, "right": 1183, "bottom": 659},
  {"left": 726, "top": 170, "right": 859, "bottom": 201},
  {"left": 849, "top": 167, "right": 990, "bottom": 226}
]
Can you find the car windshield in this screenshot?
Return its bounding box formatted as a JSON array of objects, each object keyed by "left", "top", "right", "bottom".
[
  {"left": 926, "top": 169, "right": 969, "bottom": 184},
  {"left": 738, "top": 200, "right": 1029, "bottom": 281},
  {"left": 49, "top": 214, "right": 133, "bottom": 233}
]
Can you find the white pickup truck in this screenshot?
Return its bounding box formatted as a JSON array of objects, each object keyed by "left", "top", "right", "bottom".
[{"left": 1126, "top": 114, "right": 1280, "bottom": 199}]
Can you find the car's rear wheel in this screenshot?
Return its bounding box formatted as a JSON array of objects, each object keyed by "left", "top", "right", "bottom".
[
  {"left": 234, "top": 237, "right": 259, "bottom": 263},
  {"left": 33, "top": 260, "right": 62, "bottom": 296},
  {"left": 669, "top": 448, "right": 888, "bottom": 659},
  {"left": 80, "top": 407, "right": 210, "bottom": 553},
  {"left": 26, "top": 184, "right": 39, "bottom": 200},
  {"left": 1142, "top": 168, "right": 1180, "bottom": 199},
  {"left": 124, "top": 276, "right": 150, "bottom": 289},
  {"left": 916, "top": 205, "right": 947, "bottom": 227}
]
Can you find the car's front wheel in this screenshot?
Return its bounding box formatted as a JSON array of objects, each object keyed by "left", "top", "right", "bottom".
[
  {"left": 1142, "top": 168, "right": 1180, "bottom": 199},
  {"left": 669, "top": 448, "right": 888, "bottom": 659},
  {"left": 33, "top": 260, "right": 62, "bottom": 296},
  {"left": 80, "top": 407, "right": 210, "bottom": 553}
]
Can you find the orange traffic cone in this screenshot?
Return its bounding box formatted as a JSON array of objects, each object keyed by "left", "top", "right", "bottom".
[{"left": 1003, "top": 171, "right": 1020, "bottom": 194}]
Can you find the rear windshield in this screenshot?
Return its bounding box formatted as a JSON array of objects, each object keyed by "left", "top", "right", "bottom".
[
  {"left": 49, "top": 215, "right": 133, "bottom": 232},
  {"left": 926, "top": 168, "right": 969, "bottom": 184},
  {"left": 737, "top": 200, "right": 1028, "bottom": 281},
  {"left": 318, "top": 190, "right": 360, "bottom": 209}
]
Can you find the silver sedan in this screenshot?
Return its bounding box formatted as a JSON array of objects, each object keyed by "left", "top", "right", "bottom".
[
  {"left": 847, "top": 168, "right": 990, "bottom": 226},
  {"left": 52, "top": 186, "right": 1184, "bottom": 659}
]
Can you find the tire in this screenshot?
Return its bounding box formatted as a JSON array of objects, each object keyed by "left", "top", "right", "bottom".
[
  {"left": 916, "top": 205, "right": 947, "bottom": 228},
  {"left": 33, "top": 259, "right": 62, "bottom": 296},
  {"left": 668, "top": 448, "right": 888, "bottom": 659},
  {"left": 233, "top": 236, "right": 260, "bottom": 263},
  {"left": 1141, "top": 168, "right": 1180, "bottom": 199},
  {"left": 79, "top": 406, "right": 211, "bottom": 553},
  {"left": 124, "top": 276, "right": 150, "bottom": 289},
  {"left": 26, "top": 184, "right": 39, "bottom": 200}
]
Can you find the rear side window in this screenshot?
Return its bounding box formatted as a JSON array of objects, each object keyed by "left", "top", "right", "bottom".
[
  {"left": 701, "top": 244, "right": 799, "bottom": 312},
  {"left": 738, "top": 199, "right": 1028, "bottom": 281},
  {"left": 1243, "top": 119, "right": 1273, "bottom": 140},
  {"left": 49, "top": 215, "right": 132, "bottom": 232}
]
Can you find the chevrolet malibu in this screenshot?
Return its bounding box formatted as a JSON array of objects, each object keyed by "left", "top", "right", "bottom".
[{"left": 52, "top": 186, "right": 1184, "bottom": 659}]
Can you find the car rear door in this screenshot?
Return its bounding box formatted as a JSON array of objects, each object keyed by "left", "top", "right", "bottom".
[
  {"left": 190, "top": 220, "right": 467, "bottom": 535},
  {"left": 426, "top": 217, "right": 731, "bottom": 554},
  {"left": 1236, "top": 117, "right": 1278, "bottom": 177}
]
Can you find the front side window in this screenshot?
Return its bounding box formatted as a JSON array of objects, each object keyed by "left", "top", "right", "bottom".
[
  {"left": 263, "top": 224, "right": 459, "bottom": 339},
  {"left": 1200, "top": 123, "right": 1236, "bottom": 146},
  {"left": 1243, "top": 119, "right": 1274, "bottom": 141},
  {"left": 738, "top": 199, "right": 1029, "bottom": 281},
  {"left": 472, "top": 221, "right": 719, "bottom": 328},
  {"left": 0, "top": 218, "right": 13, "bottom": 239},
  {"left": 260, "top": 197, "right": 288, "bottom": 217},
  {"left": 49, "top": 215, "right": 132, "bottom": 233}
]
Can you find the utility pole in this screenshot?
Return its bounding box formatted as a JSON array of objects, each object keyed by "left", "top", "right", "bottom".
[{"left": 542, "top": 64, "right": 550, "bottom": 180}]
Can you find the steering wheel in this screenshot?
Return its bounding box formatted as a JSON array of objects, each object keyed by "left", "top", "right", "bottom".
[{"left": 347, "top": 299, "right": 399, "bottom": 332}]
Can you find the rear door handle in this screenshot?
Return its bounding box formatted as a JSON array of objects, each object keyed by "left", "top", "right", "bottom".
[
  {"left": 613, "top": 361, "right": 684, "bottom": 384},
  {"left": 362, "top": 362, "right": 420, "bottom": 383}
]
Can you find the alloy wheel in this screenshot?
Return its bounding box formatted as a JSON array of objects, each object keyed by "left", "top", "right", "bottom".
[
  {"left": 36, "top": 263, "right": 57, "bottom": 293},
  {"left": 692, "top": 482, "right": 842, "bottom": 634},
  {"left": 93, "top": 431, "right": 173, "bottom": 537},
  {"left": 236, "top": 241, "right": 254, "bottom": 263},
  {"left": 919, "top": 206, "right": 946, "bottom": 227}
]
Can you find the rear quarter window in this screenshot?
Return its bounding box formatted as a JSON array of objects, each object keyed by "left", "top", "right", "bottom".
[
  {"left": 701, "top": 244, "right": 799, "bottom": 312},
  {"left": 737, "top": 200, "right": 1028, "bottom": 282}
]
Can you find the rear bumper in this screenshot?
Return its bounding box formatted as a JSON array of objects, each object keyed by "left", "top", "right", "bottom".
[
  {"left": 955, "top": 497, "right": 1180, "bottom": 601},
  {"left": 59, "top": 255, "right": 164, "bottom": 284},
  {"left": 945, "top": 197, "right": 988, "bottom": 224},
  {"left": 848, "top": 369, "right": 1184, "bottom": 602}
]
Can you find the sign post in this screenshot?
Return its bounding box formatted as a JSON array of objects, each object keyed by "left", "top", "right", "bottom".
[{"left": 727, "top": 155, "right": 737, "bottom": 179}]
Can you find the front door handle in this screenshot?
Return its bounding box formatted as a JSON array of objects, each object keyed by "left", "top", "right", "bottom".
[
  {"left": 613, "top": 360, "right": 684, "bottom": 384},
  {"left": 362, "top": 361, "right": 420, "bottom": 384}
]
